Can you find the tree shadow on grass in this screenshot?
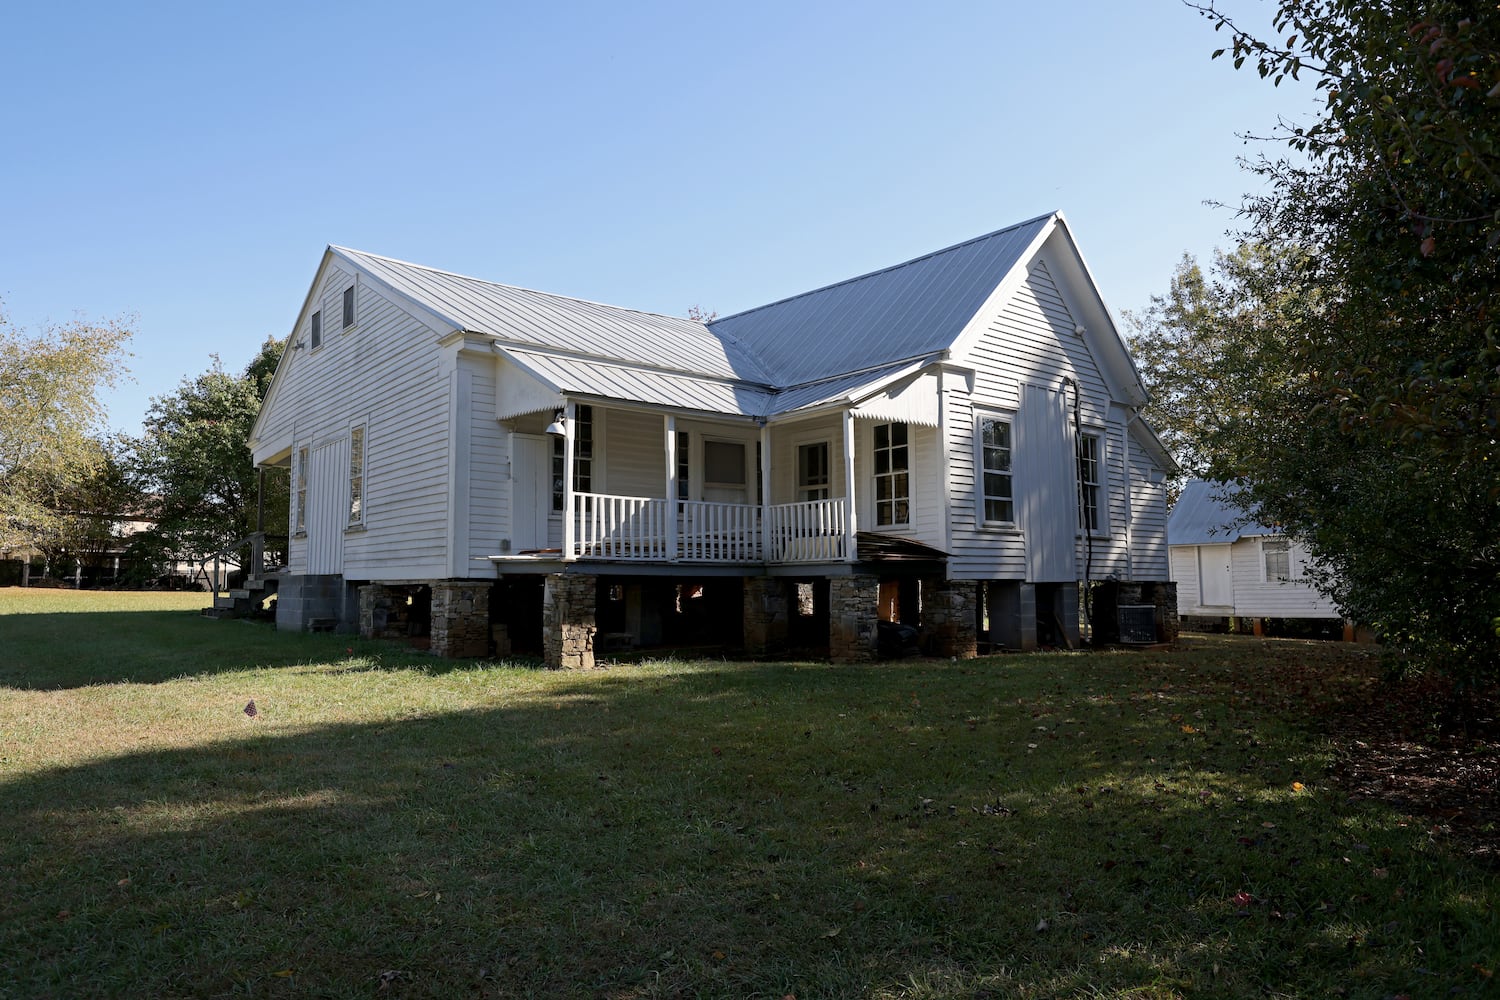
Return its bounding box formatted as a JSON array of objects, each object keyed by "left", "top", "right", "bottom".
[{"left": 3, "top": 657, "right": 1496, "bottom": 998}]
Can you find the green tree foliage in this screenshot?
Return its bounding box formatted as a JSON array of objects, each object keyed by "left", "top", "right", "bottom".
[
  {"left": 0, "top": 303, "right": 133, "bottom": 554},
  {"left": 1185, "top": 1, "right": 1500, "bottom": 687},
  {"left": 128, "top": 338, "right": 288, "bottom": 579}
]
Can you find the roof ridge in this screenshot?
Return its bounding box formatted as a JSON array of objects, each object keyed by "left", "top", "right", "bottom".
[
  {"left": 329, "top": 245, "right": 716, "bottom": 330},
  {"left": 708, "top": 212, "right": 1057, "bottom": 326}
]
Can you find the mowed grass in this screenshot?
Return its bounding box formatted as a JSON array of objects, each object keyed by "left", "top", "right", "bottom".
[{"left": 1, "top": 589, "right": 1496, "bottom": 999}]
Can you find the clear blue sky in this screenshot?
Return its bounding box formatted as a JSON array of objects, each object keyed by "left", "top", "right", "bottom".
[{"left": 0, "top": 0, "right": 1316, "bottom": 434}]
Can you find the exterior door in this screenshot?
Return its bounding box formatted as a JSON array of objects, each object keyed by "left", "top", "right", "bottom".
[
  {"left": 306, "top": 437, "right": 348, "bottom": 575},
  {"left": 1016, "top": 383, "right": 1078, "bottom": 582},
  {"left": 1198, "top": 544, "right": 1233, "bottom": 607},
  {"left": 512, "top": 434, "right": 551, "bottom": 552}
]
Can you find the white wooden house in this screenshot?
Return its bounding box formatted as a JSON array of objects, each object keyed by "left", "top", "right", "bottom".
[
  {"left": 1168, "top": 479, "right": 1340, "bottom": 625},
  {"left": 248, "top": 212, "right": 1178, "bottom": 664}
]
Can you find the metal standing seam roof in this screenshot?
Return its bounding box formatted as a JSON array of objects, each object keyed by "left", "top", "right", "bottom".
[
  {"left": 328, "top": 215, "right": 1056, "bottom": 417},
  {"left": 707, "top": 214, "right": 1054, "bottom": 385},
  {"left": 331, "top": 246, "right": 771, "bottom": 384},
  {"left": 1167, "top": 479, "right": 1279, "bottom": 546}
]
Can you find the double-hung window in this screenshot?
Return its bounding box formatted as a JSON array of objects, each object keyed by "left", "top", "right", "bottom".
[
  {"left": 1263, "top": 538, "right": 1292, "bottom": 582},
  {"left": 348, "top": 424, "right": 366, "bottom": 526},
  {"left": 1077, "top": 432, "right": 1101, "bottom": 533},
  {"left": 798, "top": 442, "right": 830, "bottom": 501},
  {"left": 294, "top": 446, "right": 309, "bottom": 534},
  {"left": 873, "top": 422, "right": 909, "bottom": 527},
  {"left": 551, "top": 404, "right": 594, "bottom": 511},
  {"left": 978, "top": 416, "right": 1014, "bottom": 524}
]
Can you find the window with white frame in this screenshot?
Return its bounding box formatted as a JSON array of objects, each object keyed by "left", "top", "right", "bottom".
[
  {"left": 978, "top": 415, "right": 1014, "bottom": 524},
  {"left": 1077, "top": 432, "right": 1102, "bottom": 532},
  {"left": 348, "top": 425, "right": 366, "bottom": 526},
  {"left": 1263, "top": 537, "right": 1292, "bottom": 582},
  {"left": 551, "top": 404, "right": 594, "bottom": 511},
  {"left": 309, "top": 310, "right": 322, "bottom": 350},
  {"left": 295, "top": 446, "right": 309, "bottom": 534},
  {"left": 342, "top": 285, "right": 356, "bottom": 328},
  {"left": 797, "top": 441, "right": 830, "bottom": 501},
  {"left": 873, "top": 422, "right": 910, "bottom": 527}
]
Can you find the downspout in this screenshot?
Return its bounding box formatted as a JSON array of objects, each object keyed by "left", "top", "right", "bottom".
[{"left": 1062, "top": 376, "right": 1093, "bottom": 637}]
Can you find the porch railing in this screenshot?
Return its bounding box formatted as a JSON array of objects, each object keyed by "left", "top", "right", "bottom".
[
  {"left": 766, "top": 497, "right": 849, "bottom": 562},
  {"left": 574, "top": 493, "right": 673, "bottom": 560},
  {"left": 570, "top": 493, "right": 848, "bottom": 563}
]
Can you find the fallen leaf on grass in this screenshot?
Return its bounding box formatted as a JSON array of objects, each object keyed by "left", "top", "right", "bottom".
[
  {"left": 821, "top": 927, "right": 841, "bottom": 939},
  {"left": 1231, "top": 891, "right": 1254, "bottom": 909}
]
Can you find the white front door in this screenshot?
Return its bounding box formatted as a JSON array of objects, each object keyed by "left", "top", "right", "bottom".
[
  {"left": 512, "top": 434, "right": 552, "bottom": 552},
  {"left": 1198, "top": 544, "right": 1233, "bottom": 607}
]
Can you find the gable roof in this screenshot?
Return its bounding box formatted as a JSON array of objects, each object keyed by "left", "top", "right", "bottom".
[
  {"left": 1168, "top": 480, "right": 1280, "bottom": 546},
  {"left": 708, "top": 214, "right": 1053, "bottom": 385},
  {"left": 331, "top": 246, "right": 772, "bottom": 384},
  {"left": 261, "top": 213, "right": 1159, "bottom": 431}
]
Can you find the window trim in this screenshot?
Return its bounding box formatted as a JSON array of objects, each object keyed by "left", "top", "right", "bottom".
[
  {"left": 309, "top": 310, "right": 323, "bottom": 351},
  {"left": 974, "top": 409, "right": 1016, "bottom": 528},
  {"left": 294, "top": 446, "right": 309, "bottom": 537},
  {"left": 871, "top": 420, "right": 911, "bottom": 529},
  {"left": 342, "top": 282, "right": 357, "bottom": 331},
  {"left": 702, "top": 436, "right": 749, "bottom": 493},
  {"left": 796, "top": 440, "right": 832, "bottom": 502},
  {"left": 1262, "top": 536, "right": 1294, "bottom": 583},
  {"left": 1076, "top": 428, "right": 1108, "bottom": 537},
  {"left": 551, "top": 404, "right": 599, "bottom": 511},
  {"left": 347, "top": 421, "right": 367, "bottom": 529}
]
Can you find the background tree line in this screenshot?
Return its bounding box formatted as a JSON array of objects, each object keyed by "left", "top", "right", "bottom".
[
  {"left": 1131, "top": 0, "right": 1498, "bottom": 692},
  {"left": 1, "top": 306, "right": 286, "bottom": 587}
]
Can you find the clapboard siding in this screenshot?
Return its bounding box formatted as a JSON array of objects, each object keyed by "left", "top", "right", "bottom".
[
  {"left": 1128, "top": 440, "right": 1170, "bottom": 581},
  {"left": 1172, "top": 538, "right": 1339, "bottom": 618},
  {"left": 467, "top": 359, "right": 508, "bottom": 566},
  {"left": 948, "top": 259, "right": 1134, "bottom": 581},
  {"left": 607, "top": 408, "right": 669, "bottom": 498},
  {"left": 769, "top": 415, "right": 844, "bottom": 506},
  {"left": 262, "top": 264, "right": 452, "bottom": 580}
]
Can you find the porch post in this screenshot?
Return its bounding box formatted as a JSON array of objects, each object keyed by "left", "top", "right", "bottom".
[
  {"left": 759, "top": 420, "right": 771, "bottom": 561},
  {"left": 561, "top": 400, "right": 577, "bottom": 560},
  {"left": 842, "top": 409, "right": 857, "bottom": 562},
  {"left": 664, "top": 414, "right": 678, "bottom": 561}
]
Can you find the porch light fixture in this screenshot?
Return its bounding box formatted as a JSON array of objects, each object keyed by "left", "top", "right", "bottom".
[{"left": 545, "top": 409, "right": 567, "bottom": 436}]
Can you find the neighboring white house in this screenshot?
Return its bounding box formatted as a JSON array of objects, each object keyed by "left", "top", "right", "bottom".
[
  {"left": 1169, "top": 479, "right": 1340, "bottom": 624},
  {"left": 248, "top": 212, "right": 1179, "bottom": 665}
]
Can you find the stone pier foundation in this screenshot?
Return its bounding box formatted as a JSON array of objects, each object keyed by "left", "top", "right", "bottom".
[
  {"left": 358, "top": 584, "right": 410, "bottom": 641},
  {"left": 923, "top": 577, "right": 978, "bottom": 658},
  {"left": 829, "top": 574, "right": 879, "bottom": 663},
  {"left": 743, "top": 576, "right": 790, "bottom": 656},
  {"left": 543, "top": 573, "right": 598, "bottom": 669},
  {"left": 431, "top": 581, "right": 492, "bottom": 658}
]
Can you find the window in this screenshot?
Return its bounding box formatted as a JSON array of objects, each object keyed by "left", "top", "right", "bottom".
[
  {"left": 310, "top": 310, "right": 322, "bottom": 350},
  {"left": 1264, "top": 538, "right": 1292, "bottom": 582},
  {"left": 873, "top": 422, "right": 909, "bottom": 526},
  {"left": 348, "top": 425, "right": 365, "bottom": 526},
  {"left": 295, "top": 446, "right": 308, "bottom": 534},
  {"left": 798, "top": 442, "right": 830, "bottom": 501},
  {"left": 342, "top": 286, "right": 356, "bottom": 328},
  {"left": 1077, "top": 433, "right": 1101, "bottom": 532},
  {"left": 551, "top": 404, "right": 594, "bottom": 510},
  {"left": 704, "top": 440, "right": 746, "bottom": 487},
  {"left": 978, "top": 416, "right": 1013, "bottom": 523},
  {"left": 676, "top": 430, "right": 690, "bottom": 500}
]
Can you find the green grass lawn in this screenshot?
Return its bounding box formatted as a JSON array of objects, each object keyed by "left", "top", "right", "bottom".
[{"left": 1, "top": 588, "right": 1495, "bottom": 999}]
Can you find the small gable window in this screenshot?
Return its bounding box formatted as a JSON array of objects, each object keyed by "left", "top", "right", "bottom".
[
  {"left": 342, "top": 286, "right": 356, "bottom": 329},
  {"left": 310, "top": 310, "right": 322, "bottom": 350}
]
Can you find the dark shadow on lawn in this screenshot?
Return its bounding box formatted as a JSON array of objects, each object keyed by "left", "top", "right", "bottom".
[{"left": 4, "top": 658, "right": 1496, "bottom": 999}]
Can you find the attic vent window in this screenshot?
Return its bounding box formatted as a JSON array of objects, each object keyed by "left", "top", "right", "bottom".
[
  {"left": 310, "top": 310, "right": 322, "bottom": 350},
  {"left": 343, "top": 286, "right": 355, "bottom": 328}
]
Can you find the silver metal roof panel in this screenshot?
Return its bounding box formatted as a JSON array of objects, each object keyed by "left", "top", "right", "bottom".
[{"left": 1168, "top": 479, "right": 1278, "bottom": 546}]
